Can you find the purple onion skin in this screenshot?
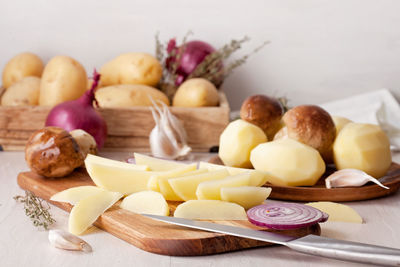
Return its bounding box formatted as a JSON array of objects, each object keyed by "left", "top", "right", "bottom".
[{"left": 45, "top": 71, "right": 107, "bottom": 148}]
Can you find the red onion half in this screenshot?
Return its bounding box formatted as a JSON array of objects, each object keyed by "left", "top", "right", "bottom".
[
  {"left": 45, "top": 70, "right": 107, "bottom": 148},
  {"left": 247, "top": 203, "right": 328, "bottom": 230}
]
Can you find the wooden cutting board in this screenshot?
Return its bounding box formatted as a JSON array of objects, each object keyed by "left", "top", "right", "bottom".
[{"left": 17, "top": 169, "right": 320, "bottom": 256}]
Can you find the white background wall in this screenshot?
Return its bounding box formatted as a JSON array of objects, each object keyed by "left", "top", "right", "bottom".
[{"left": 1, "top": 0, "right": 400, "bottom": 109}]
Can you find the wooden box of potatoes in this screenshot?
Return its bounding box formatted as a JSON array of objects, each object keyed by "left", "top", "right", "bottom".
[{"left": 0, "top": 53, "right": 229, "bottom": 151}]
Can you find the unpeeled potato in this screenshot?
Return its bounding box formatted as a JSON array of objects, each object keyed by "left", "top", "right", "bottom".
[
  {"left": 173, "top": 78, "right": 219, "bottom": 107},
  {"left": 2, "top": 52, "right": 44, "bottom": 88},
  {"left": 39, "top": 56, "right": 87, "bottom": 107},
  {"left": 1, "top": 76, "right": 40, "bottom": 106},
  {"left": 95, "top": 84, "right": 169, "bottom": 107},
  {"left": 100, "top": 53, "right": 162, "bottom": 87}
]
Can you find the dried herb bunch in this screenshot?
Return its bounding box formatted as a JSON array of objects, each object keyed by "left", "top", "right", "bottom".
[
  {"left": 155, "top": 32, "right": 269, "bottom": 100},
  {"left": 14, "top": 191, "right": 55, "bottom": 230}
]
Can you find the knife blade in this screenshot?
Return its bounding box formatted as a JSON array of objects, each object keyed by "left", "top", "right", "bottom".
[{"left": 143, "top": 214, "right": 400, "bottom": 267}]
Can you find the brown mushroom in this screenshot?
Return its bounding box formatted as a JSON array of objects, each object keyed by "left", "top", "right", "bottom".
[
  {"left": 25, "top": 127, "right": 84, "bottom": 178},
  {"left": 240, "top": 95, "right": 284, "bottom": 140},
  {"left": 277, "top": 105, "right": 336, "bottom": 162}
]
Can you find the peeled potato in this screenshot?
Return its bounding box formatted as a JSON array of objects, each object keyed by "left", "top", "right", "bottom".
[
  {"left": 39, "top": 56, "right": 87, "bottom": 107},
  {"left": 100, "top": 53, "right": 162, "bottom": 87},
  {"left": 333, "top": 123, "right": 391, "bottom": 178},
  {"left": 174, "top": 200, "right": 247, "bottom": 220},
  {"left": 219, "top": 119, "right": 267, "bottom": 168},
  {"left": 1, "top": 76, "right": 40, "bottom": 106},
  {"left": 331, "top": 116, "right": 352, "bottom": 135},
  {"left": 120, "top": 191, "right": 169, "bottom": 216},
  {"left": 2, "top": 52, "right": 44, "bottom": 88},
  {"left": 95, "top": 84, "right": 169, "bottom": 107},
  {"left": 221, "top": 186, "right": 271, "bottom": 210},
  {"left": 173, "top": 78, "right": 219, "bottom": 107},
  {"left": 250, "top": 139, "right": 325, "bottom": 186}
]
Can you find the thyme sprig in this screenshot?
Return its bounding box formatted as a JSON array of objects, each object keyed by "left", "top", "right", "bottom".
[{"left": 14, "top": 191, "right": 55, "bottom": 230}]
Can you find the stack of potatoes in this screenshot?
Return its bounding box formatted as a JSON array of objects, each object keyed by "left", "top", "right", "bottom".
[
  {"left": 218, "top": 95, "right": 392, "bottom": 186},
  {"left": 1, "top": 52, "right": 221, "bottom": 108}
]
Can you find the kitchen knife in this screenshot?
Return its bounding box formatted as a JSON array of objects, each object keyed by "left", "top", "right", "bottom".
[{"left": 143, "top": 214, "right": 400, "bottom": 266}]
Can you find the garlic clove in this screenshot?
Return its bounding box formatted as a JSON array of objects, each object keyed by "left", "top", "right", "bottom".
[
  {"left": 325, "top": 169, "right": 389, "bottom": 189},
  {"left": 49, "top": 229, "right": 92, "bottom": 252}
]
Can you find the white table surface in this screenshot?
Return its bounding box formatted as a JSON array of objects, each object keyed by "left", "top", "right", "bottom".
[{"left": 1, "top": 151, "right": 399, "bottom": 267}]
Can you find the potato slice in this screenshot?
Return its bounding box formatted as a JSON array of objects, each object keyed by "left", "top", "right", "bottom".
[
  {"left": 85, "top": 160, "right": 160, "bottom": 195},
  {"left": 220, "top": 186, "right": 271, "bottom": 210},
  {"left": 69, "top": 191, "right": 123, "bottom": 235},
  {"left": 134, "top": 153, "right": 188, "bottom": 171},
  {"left": 120, "top": 191, "right": 169, "bottom": 216},
  {"left": 306, "top": 202, "right": 363, "bottom": 223},
  {"left": 147, "top": 163, "right": 197, "bottom": 200},
  {"left": 199, "top": 161, "right": 269, "bottom": 186},
  {"left": 168, "top": 170, "right": 230, "bottom": 201},
  {"left": 174, "top": 200, "right": 247, "bottom": 220},
  {"left": 86, "top": 154, "right": 149, "bottom": 171},
  {"left": 196, "top": 173, "right": 251, "bottom": 200},
  {"left": 50, "top": 186, "right": 104, "bottom": 205},
  {"left": 250, "top": 139, "right": 325, "bottom": 186}
]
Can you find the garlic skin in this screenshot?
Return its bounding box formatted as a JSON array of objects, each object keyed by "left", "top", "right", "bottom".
[
  {"left": 149, "top": 99, "right": 191, "bottom": 160},
  {"left": 48, "top": 229, "right": 92, "bottom": 252},
  {"left": 325, "top": 169, "right": 389, "bottom": 189}
]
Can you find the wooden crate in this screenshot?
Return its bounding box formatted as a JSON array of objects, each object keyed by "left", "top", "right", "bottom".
[{"left": 0, "top": 91, "right": 230, "bottom": 152}]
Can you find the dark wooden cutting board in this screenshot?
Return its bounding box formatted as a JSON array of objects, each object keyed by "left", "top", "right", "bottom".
[{"left": 17, "top": 170, "right": 320, "bottom": 256}]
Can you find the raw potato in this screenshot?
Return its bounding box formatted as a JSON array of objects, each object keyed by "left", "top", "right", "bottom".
[
  {"left": 85, "top": 159, "right": 160, "bottom": 195},
  {"left": 173, "top": 78, "right": 219, "bottom": 107},
  {"left": 332, "top": 116, "right": 352, "bottom": 135},
  {"left": 174, "top": 200, "right": 248, "bottom": 220},
  {"left": 134, "top": 153, "right": 188, "bottom": 171},
  {"left": 39, "top": 56, "right": 87, "bottom": 107},
  {"left": 196, "top": 173, "right": 251, "bottom": 200},
  {"left": 198, "top": 162, "right": 269, "bottom": 186},
  {"left": 219, "top": 119, "right": 267, "bottom": 168},
  {"left": 250, "top": 139, "right": 325, "bottom": 186},
  {"left": 1, "top": 76, "right": 40, "bottom": 106},
  {"left": 69, "top": 129, "right": 98, "bottom": 158},
  {"left": 50, "top": 186, "right": 105, "bottom": 205},
  {"left": 2, "top": 52, "right": 44, "bottom": 88},
  {"left": 120, "top": 191, "right": 169, "bottom": 216},
  {"left": 100, "top": 53, "right": 162, "bottom": 87},
  {"left": 85, "top": 154, "right": 149, "bottom": 171},
  {"left": 168, "top": 169, "right": 230, "bottom": 201},
  {"left": 95, "top": 84, "right": 169, "bottom": 108},
  {"left": 69, "top": 190, "right": 123, "bottom": 235},
  {"left": 147, "top": 163, "right": 197, "bottom": 200},
  {"left": 148, "top": 169, "right": 207, "bottom": 193},
  {"left": 221, "top": 186, "right": 272, "bottom": 210},
  {"left": 306, "top": 202, "right": 363, "bottom": 223},
  {"left": 333, "top": 123, "right": 391, "bottom": 178}
]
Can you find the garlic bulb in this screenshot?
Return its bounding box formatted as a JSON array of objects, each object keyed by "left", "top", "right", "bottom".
[
  {"left": 325, "top": 169, "right": 389, "bottom": 189},
  {"left": 48, "top": 229, "right": 92, "bottom": 252},
  {"left": 149, "top": 99, "right": 191, "bottom": 159}
]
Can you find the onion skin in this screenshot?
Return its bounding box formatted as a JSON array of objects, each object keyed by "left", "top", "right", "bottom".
[
  {"left": 247, "top": 203, "right": 328, "bottom": 230},
  {"left": 45, "top": 71, "right": 107, "bottom": 148}
]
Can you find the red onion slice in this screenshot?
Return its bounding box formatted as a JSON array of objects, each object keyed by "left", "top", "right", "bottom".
[{"left": 247, "top": 203, "right": 328, "bottom": 230}]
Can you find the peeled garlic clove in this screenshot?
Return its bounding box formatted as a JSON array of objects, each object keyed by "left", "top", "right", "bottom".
[
  {"left": 49, "top": 229, "right": 92, "bottom": 252},
  {"left": 325, "top": 169, "right": 389, "bottom": 189}
]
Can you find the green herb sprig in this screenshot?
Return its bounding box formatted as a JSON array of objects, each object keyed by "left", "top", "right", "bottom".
[{"left": 14, "top": 191, "right": 55, "bottom": 230}]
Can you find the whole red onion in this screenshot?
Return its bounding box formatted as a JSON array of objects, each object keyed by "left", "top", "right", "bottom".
[
  {"left": 45, "top": 70, "right": 107, "bottom": 148},
  {"left": 167, "top": 40, "right": 217, "bottom": 85}
]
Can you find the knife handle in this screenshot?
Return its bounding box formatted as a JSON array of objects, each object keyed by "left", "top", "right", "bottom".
[{"left": 286, "top": 235, "right": 400, "bottom": 266}]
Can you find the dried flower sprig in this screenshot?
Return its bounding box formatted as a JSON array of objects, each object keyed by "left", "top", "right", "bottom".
[{"left": 14, "top": 191, "right": 55, "bottom": 230}]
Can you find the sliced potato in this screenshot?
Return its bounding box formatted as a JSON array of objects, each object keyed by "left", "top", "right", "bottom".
[
  {"left": 220, "top": 186, "right": 271, "bottom": 210},
  {"left": 174, "top": 200, "right": 247, "bottom": 220},
  {"left": 50, "top": 186, "right": 104, "bottom": 205},
  {"left": 196, "top": 173, "right": 251, "bottom": 200},
  {"left": 134, "top": 153, "right": 188, "bottom": 171},
  {"left": 120, "top": 191, "right": 169, "bottom": 216},
  {"left": 85, "top": 154, "right": 149, "bottom": 171},
  {"left": 69, "top": 191, "right": 123, "bottom": 235},
  {"left": 306, "top": 202, "right": 363, "bottom": 223},
  {"left": 198, "top": 161, "right": 269, "bottom": 186},
  {"left": 168, "top": 170, "right": 230, "bottom": 201}
]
